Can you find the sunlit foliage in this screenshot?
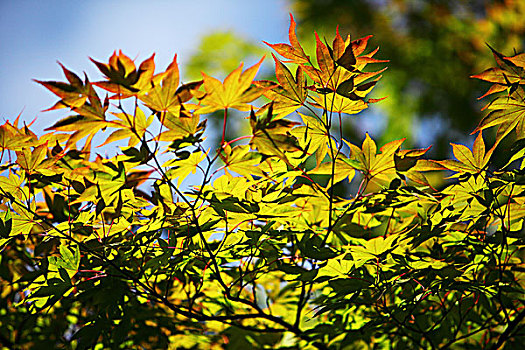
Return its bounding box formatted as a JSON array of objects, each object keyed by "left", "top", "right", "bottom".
[{"left": 1, "top": 14, "right": 524, "bottom": 349}]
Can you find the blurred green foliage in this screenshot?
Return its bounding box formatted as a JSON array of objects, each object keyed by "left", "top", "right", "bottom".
[{"left": 186, "top": 32, "right": 266, "bottom": 80}]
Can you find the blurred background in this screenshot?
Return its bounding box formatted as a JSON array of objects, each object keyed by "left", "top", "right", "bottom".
[{"left": 1, "top": 0, "right": 525, "bottom": 160}]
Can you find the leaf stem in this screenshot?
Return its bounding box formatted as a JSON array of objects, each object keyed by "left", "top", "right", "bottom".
[{"left": 221, "top": 107, "right": 228, "bottom": 146}]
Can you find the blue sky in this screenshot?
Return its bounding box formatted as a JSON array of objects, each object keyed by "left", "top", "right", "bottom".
[{"left": 0, "top": 0, "right": 290, "bottom": 130}]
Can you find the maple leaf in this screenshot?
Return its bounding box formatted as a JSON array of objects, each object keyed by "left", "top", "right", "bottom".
[
  {"left": 344, "top": 138, "right": 437, "bottom": 189},
  {"left": 394, "top": 146, "right": 432, "bottom": 172},
  {"left": 471, "top": 47, "right": 525, "bottom": 147},
  {"left": 0, "top": 172, "right": 26, "bottom": 204},
  {"left": 343, "top": 134, "right": 405, "bottom": 187},
  {"left": 36, "top": 63, "right": 111, "bottom": 150},
  {"left": 310, "top": 91, "right": 368, "bottom": 114},
  {"left": 155, "top": 112, "right": 205, "bottom": 144},
  {"left": 36, "top": 63, "right": 107, "bottom": 119},
  {"left": 91, "top": 50, "right": 156, "bottom": 98},
  {"left": 263, "top": 17, "right": 387, "bottom": 119},
  {"left": 44, "top": 113, "right": 109, "bottom": 150},
  {"left": 15, "top": 143, "right": 48, "bottom": 175},
  {"left": 0, "top": 118, "right": 38, "bottom": 152},
  {"left": 306, "top": 31, "right": 381, "bottom": 90},
  {"left": 197, "top": 57, "right": 266, "bottom": 114},
  {"left": 221, "top": 144, "right": 264, "bottom": 179},
  {"left": 473, "top": 90, "right": 525, "bottom": 148},
  {"left": 256, "top": 54, "right": 307, "bottom": 118},
  {"left": 263, "top": 13, "right": 309, "bottom": 64},
  {"left": 350, "top": 234, "right": 404, "bottom": 268},
  {"left": 295, "top": 30, "right": 387, "bottom": 116},
  {"left": 436, "top": 132, "right": 493, "bottom": 175},
  {"left": 471, "top": 45, "right": 525, "bottom": 100},
  {"left": 308, "top": 156, "right": 356, "bottom": 186},
  {"left": 316, "top": 257, "right": 353, "bottom": 280},
  {"left": 164, "top": 151, "right": 206, "bottom": 186},
  {"left": 138, "top": 55, "right": 203, "bottom": 113},
  {"left": 291, "top": 113, "right": 337, "bottom": 167},
  {"left": 303, "top": 31, "right": 387, "bottom": 93},
  {"left": 249, "top": 106, "right": 302, "bottom": 159},
  {"left": 99, "top": 107, "right": 154, "bottom": 148},
  {"left": 393, "top": 146, "right": 438, "bottom": 188}
]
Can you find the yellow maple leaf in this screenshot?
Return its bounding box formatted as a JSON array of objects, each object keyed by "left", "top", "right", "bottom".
[
  {"left": 164, "top": 151, "right": 206, "bottom": 186},
  {"left": 138, "top": 55, "right": 203, "bottom": 114},
  {"left": 197, "top": 57, "right": 265, "bottom": 114},
  {"left": 343, "top": 134, "right": 405, "bottom": 186}
]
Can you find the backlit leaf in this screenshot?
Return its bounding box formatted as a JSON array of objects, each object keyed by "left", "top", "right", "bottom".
[
  {"left": 263, "top": 13, "right": 309, "bottom": 64},
  {"left": 198, "top": 56, "right": 265, "bottom": 114},
  {"left": 256, "top": 54, "right": 307, "bottom": 118}
]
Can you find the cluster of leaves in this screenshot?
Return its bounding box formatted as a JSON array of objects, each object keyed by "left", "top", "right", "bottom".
[
  {"left": 290, "top": 0, "right": 525, "bottom": 156},
  {"left": 1, "top": 14, "right": 525, "bottom": 349}
]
